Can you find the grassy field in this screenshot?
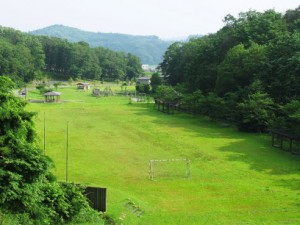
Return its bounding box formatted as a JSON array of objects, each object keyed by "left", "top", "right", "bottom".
[{"left": 26, "top": 86, "right": 300, "bottom": 225}]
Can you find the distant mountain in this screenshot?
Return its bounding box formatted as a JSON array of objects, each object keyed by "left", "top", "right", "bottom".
[{"left": 30, "top": 25, "right": 173, "bottom": 65}]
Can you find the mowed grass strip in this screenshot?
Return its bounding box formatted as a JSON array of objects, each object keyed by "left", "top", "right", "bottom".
[{"left": 27, "top": 87, "right": 300, "bottom": 224}]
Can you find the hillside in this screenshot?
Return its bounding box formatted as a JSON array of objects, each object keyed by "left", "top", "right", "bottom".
[{"left": 30, "top": 24, "right": 173, "bottom": 65}]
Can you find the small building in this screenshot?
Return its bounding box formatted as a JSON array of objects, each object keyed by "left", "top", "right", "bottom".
[
  {"left": 136, "top": 77, "right": 151, "bottom": 85},
  {"left": 44, "top": 91, "right": 61, "bottom": 102},
  {"left": 77, "top": 82, "right": 90, "bottom": 90}
]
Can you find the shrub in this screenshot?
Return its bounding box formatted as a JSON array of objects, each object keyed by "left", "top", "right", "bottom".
[
  {"left": 136, "top": 84, "right": 150, "bottom": 94},
  {"left": 236, "top": 92, "right": 276, "bottom": 132}
]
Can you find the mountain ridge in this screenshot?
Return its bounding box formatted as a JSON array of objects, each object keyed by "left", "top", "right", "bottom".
[{"left": 29, "top": 24, "right": 173, "bottom": 64}]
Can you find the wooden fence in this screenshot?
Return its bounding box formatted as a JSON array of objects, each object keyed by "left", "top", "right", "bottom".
[{"left": 269, "top": 129, "right": 300, "bottom": 154}]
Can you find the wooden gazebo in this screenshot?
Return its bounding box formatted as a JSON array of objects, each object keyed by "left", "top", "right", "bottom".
[
  {"left": 76, "top": 82, "right": 90, "bottom": 90},
  {"left": 44, "top": 91, "right": 61, "bottom": 102}
]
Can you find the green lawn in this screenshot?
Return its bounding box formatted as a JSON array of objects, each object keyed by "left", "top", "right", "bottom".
[{"left": 26, "top": 87, "right": 300, "bottom": 225}]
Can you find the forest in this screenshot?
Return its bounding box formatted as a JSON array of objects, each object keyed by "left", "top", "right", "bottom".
[
  {"left": 0, "top": 26, "right": 143, "bottom": 86},
  {"left": 159, "top": 7, "right": 300, "bottom": 135}
]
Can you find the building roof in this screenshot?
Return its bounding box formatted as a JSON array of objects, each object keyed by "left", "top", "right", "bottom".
[
  {"left": 76, "top": 82, "right": 90, "bottom": 85},
  {"left": 44, "top": 91, "right": 61, "bottom": 96}
]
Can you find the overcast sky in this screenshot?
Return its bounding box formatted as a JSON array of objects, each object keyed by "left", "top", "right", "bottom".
[{"left": 0, "top": 0, "right": 299, "bottom": 39}]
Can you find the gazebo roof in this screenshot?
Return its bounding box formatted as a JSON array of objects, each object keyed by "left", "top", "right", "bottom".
[
  {"left": 44, "top": 91, "right": 61, "bottom": 96},
  {"left": 76, "top": 82, "right": 90, "bottom": 85}
]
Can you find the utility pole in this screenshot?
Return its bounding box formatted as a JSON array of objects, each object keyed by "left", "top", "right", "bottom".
[{"left": 66, "top": 121, "right": 69, "bottom": 182}]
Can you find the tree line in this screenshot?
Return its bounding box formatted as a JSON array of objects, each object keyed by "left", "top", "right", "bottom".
[
  {"left": 159, "top": 7, "right": 300, "bottom": 134},
  {"left": 0, "top": 26, "right": 143, "bottom": 86}
]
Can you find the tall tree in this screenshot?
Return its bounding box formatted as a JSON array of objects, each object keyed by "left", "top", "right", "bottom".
[
  {"left": 236, "top": 91, "right": 276, "bottom": 132},
  {"left": 261, "top": 32, "right": 300, "bottom": 103},
  {"left": 284, "top": 6, "right": 300, "bottom": 32},
  {"left": 150, "top": 72, "right": 162, "bottom": 93},
  {"left": 216, "top": 43, "right": 267, "bottom": 95},
  {"left": 126, "top": 53, "right": 142, "bottom": 80},
  {"left": 160, "top": 42, "right": 185, "bottom": 86}
]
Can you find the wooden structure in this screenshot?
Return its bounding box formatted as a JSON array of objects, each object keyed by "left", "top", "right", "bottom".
[
  {"left": 92, "top": 86, "right": 113, "bottom": 97},
  {"left": 135, "top": 93, "right": 146, "bottom": 102},
  {"left": 76, "top": 82, "right": 90, "bottom": 90},
  {"left": 136, "top": 77, "right": 151, "bottom": 85},
  {"left": 44, "top": 91, "right": 61, "bottom": 102},
  {"left": 269, "top": 129, "right": 300, "bottom": 154},
  {"left": 103, "top": 86, "right": 113, "bottom": 96},
  {"left": 154, "top": 99, "right": 177, "bottom": 114},
  {"left": 85, "top": 186, "right": 107, "bottom": 212},
  {"left": 154, "top": 99, "right": 203, "bottom": 115},
  {"left": 92, "top": 88, "right": 101, "bottom": 96}
]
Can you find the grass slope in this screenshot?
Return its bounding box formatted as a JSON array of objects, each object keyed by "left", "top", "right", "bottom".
[{"left": 26, "top": 87, "right": 300, "bottom": 225}]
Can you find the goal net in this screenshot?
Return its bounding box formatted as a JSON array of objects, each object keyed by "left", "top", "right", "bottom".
[{"left": 149, "top": 159, "right": 190, "bottom": 180}]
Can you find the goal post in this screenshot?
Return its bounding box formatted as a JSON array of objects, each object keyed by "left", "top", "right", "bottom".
[{"left": 149, "top": 158, "right": 190, "bottom": 180}]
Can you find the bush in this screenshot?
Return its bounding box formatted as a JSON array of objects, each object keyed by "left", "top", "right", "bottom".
[
  {"left": 201, "top": 92, "right": 226, "bottom": 120},
  {"left": 0, "top": 211, "right": 33, "bottom": 225},
  {"left": 41, "top": 182, "right": 91, "bottom": 224},
  {"left": 36, "top": 83, "right": 54, "bottom": 94},
  {"left": 279, "top": 100, "right": 300, "bottom": 135},
  {"left": 136, "top": 84, "right": 150, "bottom": 94},
  {"left": 236, "top": 92, "right": 276, "bottom": 132},
  {"left": 70, "top": 208, "right": 104, "bottom": 224},
  {"left": 154, "top": 85, "right": 180, "bottom": 102}
]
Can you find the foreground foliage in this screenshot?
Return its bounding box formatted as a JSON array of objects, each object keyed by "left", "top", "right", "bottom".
[{"left": 0, "top": 77, "right": 101, "bottom": 224}]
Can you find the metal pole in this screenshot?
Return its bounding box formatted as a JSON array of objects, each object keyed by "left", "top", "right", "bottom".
[
  {"left": 44, "top": 112, "right": 46, "bottom": 155},
  {"left": 150, "top": 160, "right": 154, "bottom": 180},
  {"left": 149, "top": 160, "right": 151, "bottom": 180},
  {"left": 186, "top": 159, "right": 190, "bottom": 178},
  {"left": 149, "top": 160, "right": 153, "bottom": 180},
  {"left": 66, "top": 121, "right": 69, "bottom": 182}
]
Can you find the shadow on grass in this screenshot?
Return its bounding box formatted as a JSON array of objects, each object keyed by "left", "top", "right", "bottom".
[
  {"left": 219, "top": 137, "right": 300, "bottom": 175},
  {"left": 128, "top": 102, "right": 300, "bottom": 179},
  {"left": 218, "top": 136, "right": 300, "bottom": 196},
  {"left": 127, "top": 102, "right": 241, "bottom": 140}
]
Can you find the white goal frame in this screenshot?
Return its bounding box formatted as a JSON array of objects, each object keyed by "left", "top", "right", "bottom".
[{"left": 149, "top": 158, "right": 190, "bottom": 180}]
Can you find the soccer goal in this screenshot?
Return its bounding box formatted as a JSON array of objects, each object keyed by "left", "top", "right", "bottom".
[{"left": 149, "top": 158, "right": 190, "bottom": 180}]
